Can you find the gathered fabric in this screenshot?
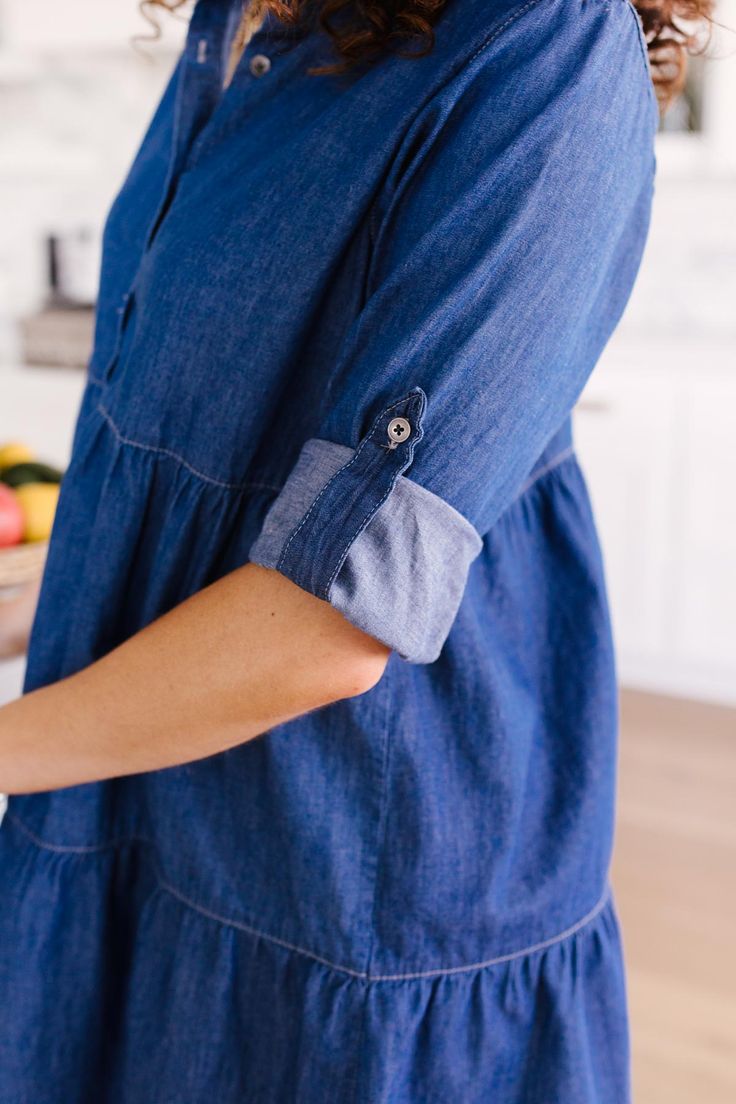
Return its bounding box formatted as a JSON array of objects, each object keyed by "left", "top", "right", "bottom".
[{"left": 1, "top": 810, "right": 628, "bottom": 1103}]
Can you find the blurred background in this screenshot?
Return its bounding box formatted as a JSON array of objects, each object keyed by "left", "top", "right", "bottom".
[{"left": 0, "top": 1, "right": 734, "bottom": 1099}]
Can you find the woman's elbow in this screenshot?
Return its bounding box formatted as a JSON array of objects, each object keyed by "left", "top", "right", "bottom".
[
  {"left": 312, "top": 620, "right": 391, "bottom": 705},
  {"left": 338, "top": 644, "right": 391, "bottom": 699}
]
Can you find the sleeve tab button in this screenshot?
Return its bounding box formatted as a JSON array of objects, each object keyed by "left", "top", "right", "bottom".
[{"left": 387, "top": 417, "right": 412, "bottom": 449}]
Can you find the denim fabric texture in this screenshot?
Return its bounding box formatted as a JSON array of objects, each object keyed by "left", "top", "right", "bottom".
[
  {"left": 0, "top": 0, "right": 657, "bottom": 1099},
  {"left": 249, "top": 411, "right": 485, "bottom": 662}
]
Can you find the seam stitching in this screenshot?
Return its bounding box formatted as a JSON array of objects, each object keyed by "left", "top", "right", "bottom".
[
  {"left": 349, "top": 673, "right": 394, "bottom": 1102},
  {"left": 6, "top": 812, "right": 610, "bottom": 983},
  {"left": 369, "top": 889, "right": 611, "bottom": 980},
  {"left": 6, "top": 814, "right": 151, "bottom": 855},
  {"left": 275, "top": 392, "right": 418, "bottom": 579},
  {"left": 462, "top": 0, "right": 546, "bottom": 70},
  {"left": 156, "top": 873, "right": 370, "bottom": 978},
  {"left": 130, "top": 877, "right": 614, "bottom": 982},
  {"left": 323, "top": 462, "right": 398, "bottom": 595},
  {"left": 275, "top": 446, "right": 364, "bottom": 570},
  {"left": 97, "top": 403, "right": 281, "bottom": 493},
  {"left": 369, "top": 0, "right": 547, "bottom": 238},
  {"left": 323, "top": 394, "right": 425, "bottom": 594},
  {"left": 516, "top": 446, "right": 575, "bottom": 498},
  {"left": 364, "top": 668, "right": 396, "bottom": 979}
]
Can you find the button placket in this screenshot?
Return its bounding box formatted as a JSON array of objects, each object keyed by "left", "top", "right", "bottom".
[
  {"left": 103, "top": 287, "right": 136, "bottom": 383},
  {"left": 143, "top": 4, "right": 232, "bottom": 254}
]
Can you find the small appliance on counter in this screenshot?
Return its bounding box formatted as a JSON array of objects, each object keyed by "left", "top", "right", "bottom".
[
  {"left": 46, "top": 227, "right": 100, "bottom": 308},
  {"left": 19, "top": 226, "right": 99, "bottom": 370}
]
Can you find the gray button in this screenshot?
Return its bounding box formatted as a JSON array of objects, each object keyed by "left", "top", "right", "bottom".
[
  {"left": 387, "top": 416, "right": 412, "bottom": 448},
  {"left": 249, "top": 54, "right": 271, "bottom": 77}
]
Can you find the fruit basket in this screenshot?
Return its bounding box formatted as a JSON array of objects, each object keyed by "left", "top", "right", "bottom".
[
  {"left": 0, "top": 443, "right": 63, "bottom": 592},
  {"left": 0, "top": 540, "right": 49, "bottom": 590}
]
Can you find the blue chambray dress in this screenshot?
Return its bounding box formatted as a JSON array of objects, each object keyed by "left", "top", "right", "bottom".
[{"left": 0, "top": 0, "right": 658, "bottom": 1099}]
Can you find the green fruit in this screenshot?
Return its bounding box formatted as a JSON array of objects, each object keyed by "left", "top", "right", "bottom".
[{"left": 0, "top": 460, "right": 64, "bottom": 488}]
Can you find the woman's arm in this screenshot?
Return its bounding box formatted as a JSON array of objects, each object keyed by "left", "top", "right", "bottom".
[{"left": 0, "top": 563, "right": 390, "bottom": 794}]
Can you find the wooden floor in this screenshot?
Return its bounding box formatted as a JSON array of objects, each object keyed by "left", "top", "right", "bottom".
[{"left": 612, "top": 690, "right": 736, "bottom": 1103}]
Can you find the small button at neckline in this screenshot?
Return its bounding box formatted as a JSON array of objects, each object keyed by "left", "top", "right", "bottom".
[{"left": 249, "top": 53, "right": 271, "bottom": 77}]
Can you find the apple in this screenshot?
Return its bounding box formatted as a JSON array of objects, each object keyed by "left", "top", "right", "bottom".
[{"left": 0, "top": 484, "right": 24, "bottom": 548}]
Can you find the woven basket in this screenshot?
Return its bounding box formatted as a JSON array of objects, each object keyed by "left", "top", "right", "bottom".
[{"left": 0, "top": 542, "right": 48, "bottom": 590}]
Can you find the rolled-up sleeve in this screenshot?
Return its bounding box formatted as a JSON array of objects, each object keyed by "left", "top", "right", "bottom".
[
  {"left": 249, "top": 391, "right": 483, "bottom": 663},
  {"left": 249, "top": 0, "right": 657, "bottom": 663}
]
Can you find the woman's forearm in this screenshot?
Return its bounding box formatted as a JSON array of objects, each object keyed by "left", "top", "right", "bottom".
[{"left": 0, "top": 563, "right": 389, "bottom": 794}]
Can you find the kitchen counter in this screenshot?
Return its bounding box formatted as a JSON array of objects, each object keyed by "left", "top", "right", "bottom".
[{"left": 0, "top": 362, "right": 85, "bottom": 704}]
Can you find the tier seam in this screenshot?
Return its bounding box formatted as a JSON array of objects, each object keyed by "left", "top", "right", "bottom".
[
  {"left": 6, "top": 812, "right": 610, "bottom": 983},
  {"left": 157, "top": 877, "right": 611, "bottom": 982},
  {"left": 96, "top": 399, "right": 572, "bottom": 507},
  {"left": 518, "top": 447, "right": 575, "bottom": 497},
  {"left": 96, "top": 402, "right": 283, "bottom": 494}
]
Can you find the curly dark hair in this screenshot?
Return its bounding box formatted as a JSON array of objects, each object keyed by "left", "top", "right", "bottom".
[{"left": 142, "top": 0, "right": 715, "bottom": 109}]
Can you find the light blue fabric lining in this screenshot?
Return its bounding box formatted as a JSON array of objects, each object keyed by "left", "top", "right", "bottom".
[{"left": 249, "top": 438, "right": 483, "bottom": 663}]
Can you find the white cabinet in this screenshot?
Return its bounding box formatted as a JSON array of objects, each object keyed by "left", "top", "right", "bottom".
[
  {"left": 675, "top": 376, "right": 736, "bottom": 682},
  {"left": 575, "top": 340, "right": 736, "bottom": 706}
]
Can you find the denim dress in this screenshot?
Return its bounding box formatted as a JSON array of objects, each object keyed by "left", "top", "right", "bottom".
[{"left": 0, "top": 0, "right": 658, "bottom": 1100}]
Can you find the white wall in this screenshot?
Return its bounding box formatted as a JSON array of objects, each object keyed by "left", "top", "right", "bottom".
[
  {"left": 0, "top": 0, "right": 186, "bottom": 328},
  {"left": 2, "top": 1, "right": 149, "bottom": 48}
]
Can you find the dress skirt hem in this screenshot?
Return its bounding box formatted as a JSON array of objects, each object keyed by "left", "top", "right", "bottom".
[{"left": 0, "top": 811, "right": 631, "bottom": 1104}]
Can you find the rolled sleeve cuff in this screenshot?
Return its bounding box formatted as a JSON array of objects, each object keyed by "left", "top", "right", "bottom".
[{"left": 249, "top": 435, "right": 482, "bottom": 664}]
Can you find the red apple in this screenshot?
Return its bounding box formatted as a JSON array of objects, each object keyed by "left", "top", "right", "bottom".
[{"left": 0, "top": 484, "right": 24, "bottom": 547}]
